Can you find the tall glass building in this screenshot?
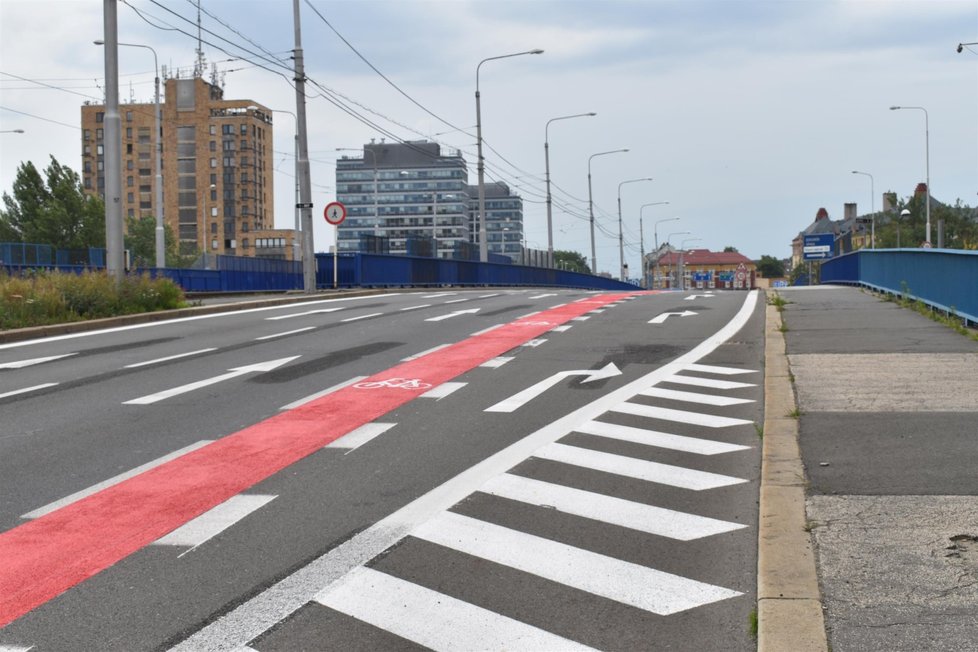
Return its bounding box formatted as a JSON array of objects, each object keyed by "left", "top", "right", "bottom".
[{"left": 468, "top": 181, "right": 524, "bottom": 262}]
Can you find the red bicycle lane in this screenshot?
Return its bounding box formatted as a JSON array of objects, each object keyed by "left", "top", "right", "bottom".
[{"left": 0, "top": 292, "right": 638, "bottom": 627}]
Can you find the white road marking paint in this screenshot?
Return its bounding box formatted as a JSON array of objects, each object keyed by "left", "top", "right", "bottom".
[
  {"left": 684, "top": 294, "right": 715, "bottom": 301},
  {"left": 412, "top": 512, "right": 742, "bottom": 615},
  {"left": 255, "top": 327, "right": 315, "bottom": 341},
  {"left": 341, "top": 312, "right": 384, "bottom": 323},
  {"left": 529, "top": 293, "right": 558, "bottom": 299},
  {"left": 640, "top": 386, "right": 754, "bottom": 406},
  {"left": 23, "top": 440, "right": 214, "bottom": 519},
  {"left": 649, "top": 310, "right": 697, "bottom": 324},
  {"left": 401, "top": 344, "right": 451, "bottom": 362},
  {"left": 123, "top": 357, "right": 300, "bottom": 405},
  {"left": 552, "top": 324, "right": 572, "bottom": 332},
  {"left": 590, "top": 308, "right": 606, "bottom": 313},
  {"left": 480, "top": 356, "right": 513, "bottom": 368},
  {"left": 399, "top": 304, "right": 431, "bottom": 311},
  {"left": 571, "top": 315, "right": 591, "bottom": 321},
  {"left": 444, "top": 298, "right": 469, "bottom": 304},
  {"left": 167, "top": 291, "right": 759, "bottom": 651},
  {"left": 685, "top": 363, "right": 758, "bottom": 376},
  {"left": 280, "top": 376, "right": 367, "bottom": 411},
  {"left": 265, "top": 307, "right": 345, "bottom": 320},
  {"left": 478, "top": 293, "right": 501, "bottom": 299},
  {"left": 0, "top": 294, "right": 402, "bottom": 351},
  {"left": 549, "top": 303, "right": 567, "bottom": 309},
  {"left": 0, "top": 353, "right": 77, "bottom": 369},
  {"left": 316, "top": 567, "right": 597, "bottom": 652},
  {"left": 0, "top": 645, "right": 35, "bottom": 651},
  {"left": 124, "top": 348, "right": 217, "bottom": 369},
  {"left": 0, "top": 383, "right": 58, "bottom": 400},
  {"left": 481, "top": 473, "right": 746, "bottom": 540},
  {"left": 422, "top": 292, "right": 456, "bottom": 298},
  {"left": 533, "top": 442, "right": 746, "bottom": 490},
  {"left": 661, "top": 374, "right": 756, "bottom": 390},
  {"left": 470, "top": 324, "right": 502, "bottom": 336},
  {"left": 154, "top": 494, "right": 276, "bottom": 549},
  {"left": 575, "top": 420, "right": 750, "bottom": 455},
  {"left": 485, "top": 363, "right": 622, "bottom": 413},
  {"left": 425, "top": 308, "right": 480, "bottom": 322},
  {"left": 611, "top": 402, "right": 753, "bottom": 428},
  {"left": 327, "top": 423, "right": 397, "bottom": 452},
  {"left": 523, "top": 339, "right": 547, "bottom": 347},
  {"left": 420, "top": 382, "right": 467, "bottom": 400}
]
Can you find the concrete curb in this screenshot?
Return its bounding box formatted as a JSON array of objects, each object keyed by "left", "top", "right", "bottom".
[
  {"left": 0, "top": 289, "right": 387, "bottom": 345},
  {"left": 757, "top": 295, "right": 828, "bottom": 651}
]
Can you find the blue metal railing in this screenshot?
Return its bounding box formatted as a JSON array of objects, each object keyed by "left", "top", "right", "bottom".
[{"left": 820, "top": 248, "right": 978, "bottom": 325}]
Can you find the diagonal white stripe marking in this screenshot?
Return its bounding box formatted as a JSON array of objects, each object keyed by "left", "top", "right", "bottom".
[
  {"left": 685, "top": 363, "right": 758, "bottom": 376},
  {"left": 575, "top": 420, "right": 750, "bottom": 455},
  {"left": 412, "top": 512, "right": 742, "bottom": 615},
  {"left": 420, "top": 382, "right": 466, "bottom": 400},
  {"left": 0, "top": 383, "right": 57, "bottom": 400},
  {"left": 552, "top": 324, "right": 572, "bottom": 332},
  {"left": 523, "top": 339, "right": 547, "bottom": 347},
  {"left": 265, "top": 307, "right": 344, "bottom": 320},
  {"left": 327, "top": 422, "right": 396, "bottom": 451},
  {"left": 153, "top": 494, "right": 276, "bottom": 548},
  {"left": 0, "top": 645, "right": 35, "bottom": 652},
  {"left": 534, "top": 442, "right": 746, "bottom": 490},
  {"left": 256, "top": 327, "right": 314, "bottom": 340},
  {"left": 640, "top": 387, "right": 754, "bottom": 406},
  {"left": 341, "top": 312, "right": 384, "bottom": 322},
  {"left": 23, "top": 440, "right": 214, "bottom": 519},
  {"left": 444, "top": 298, "right": 469, "bottom": 304},
  {"left": 124, "top": 348, "right": 216, "bottom": 369},
  {"left": 612, "top": 402, "right": 753, "bottom": 428},
  {"left": 280, "top": 376, "right": 367, "bottom": 410},
  {"left": 399, "top": 304, "right": 431, "bottom": 312},
  {"left": 481, "top": 473, "right": 746, "bottom": 541},
  {"left": 571, "top": 315, "right": 591, "bottom": 321},
  {"left": 480, "top": 356, "right": 513, "bottom": 368},
  {"left": 661, "top": 374, "right": 756, "bottom": 390},
  {"left": 401, "top": 344, "right": 451, "bottom": 362},
  {"left": 470, "top": 324, "right": 502, "bottom": 336},
  {"left": 0, "top": 353, "right": 76, "bottom": 369},
  {"left": 317, "top": 567, "right": 597, "bottom": 652}
]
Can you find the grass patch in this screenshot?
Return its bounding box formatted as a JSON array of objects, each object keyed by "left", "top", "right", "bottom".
[
  {"left": 754, "top": 422, "right": 764, "bottom": 439},
  {"left": 788, "top": 407, "right": 803, "bottom": 418},
  {"left": 887, "top": 283, "right": 978, "bottom": 342},
  {"left": 1, "top": 269, "right": 186, "bottom": 329},
  {"left": 767, "top": 292, "right": 791, "bottom": 313},
  {"left": 748, "top": 608, "right": 758, "bottom": 639}
]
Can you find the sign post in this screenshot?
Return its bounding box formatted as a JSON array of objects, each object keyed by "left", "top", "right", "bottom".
[{"left": 324, "top": 201, "right": 347, "bottom": 289}]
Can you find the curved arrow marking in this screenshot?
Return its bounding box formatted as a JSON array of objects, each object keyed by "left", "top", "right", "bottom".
[
  {"left": 485, "top": 363, "right": 622, "bottom": 413},
  {"left": 649, "top": 310, "right": 698, "bottom": 324}
]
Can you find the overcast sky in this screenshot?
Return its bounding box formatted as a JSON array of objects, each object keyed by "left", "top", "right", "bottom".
[{"left": 2, "top": 0, "right": 976, "bottom": 274}]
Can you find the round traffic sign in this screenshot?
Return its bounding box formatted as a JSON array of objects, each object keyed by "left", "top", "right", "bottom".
[{"left": 324, "top": 201, "right": 347, "bottom": 225}]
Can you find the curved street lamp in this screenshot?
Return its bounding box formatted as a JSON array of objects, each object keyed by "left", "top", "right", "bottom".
[
  {"left": 475, "top": 48, "right": 543, "bottom": 262},
  {"left": 648, "top": 212, "right": 677, "bottom": 288},
  {"left": 617, "top": 177, "right": 653, "bottom": 281},
  {"left": 587, "top": 148, "right": 629, "bottom": 273},
  {"left": 851, "top": 170, "right": 875, "bottom": 249},
  {"left": 678, "top": 237, "right": 703, "bottom": 291},
  {"left": 545, "top": 112, "right": 595, "bottom": 261},
  {"left": 890, "top": 106, "right": 930, "bottom": 245}
]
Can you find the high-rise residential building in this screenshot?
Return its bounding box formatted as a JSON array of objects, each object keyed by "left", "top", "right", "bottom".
[
  {"left": 335, "top": 140, "right": 472, "bottom": 258},
  {"left": 81, "top": 75, "right": 296, "bottom": 261},
  {"left": 467, "top": 181, "right": 524, "bottom": 262}
]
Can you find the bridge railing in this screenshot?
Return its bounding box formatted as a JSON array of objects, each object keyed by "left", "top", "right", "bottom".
[{"left": 820, "top": 248, "right": 978, "bottom": 326}]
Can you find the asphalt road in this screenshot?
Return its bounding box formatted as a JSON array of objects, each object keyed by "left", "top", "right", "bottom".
[{"left": 0, "top": 288, "right": 765, "bottom": 651}]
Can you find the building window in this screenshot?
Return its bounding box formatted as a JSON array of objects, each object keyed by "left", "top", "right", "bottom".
[
  {"left": 126, "top": 127, "right": 132, "bottom": 139},
  {"left": 96, "top": 128, "right": 103, "bottom": 140},
  {"left": 127, "top": 176, "right": 133, "bottom": 187},
  {"left": 210, "top": 125, "right": 216, "bottom": 136},
  {"left": 127, "top": 192, "right": 134, "bottom": 203},
  {"left": 240, "top": 124, "right": 247, "bottom": 135},
  {"left": 84, "top": 129, "right": 91, "bottom": 141},
  {"left": 96, "top": 112, "right": 104, "bottom": 123},
  {"left": 126, "top": 111, "right": 133, "bottom": 122},
  {"left": 241, "top": 238, "right": 249, "bottom": 248}
]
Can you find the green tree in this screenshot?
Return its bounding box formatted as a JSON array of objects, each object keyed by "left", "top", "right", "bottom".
[
  {"left": 0, "top": 156, "right": 104, "bottom": 249},
  {"left": 554, "top": 249, "right": 590, "bottom": 274},
  {"left": 125, "top": 215, "right": 185, "bottom": 268},
  {"left": 755, "top": 255, "right": 785, "bottom": 278},
  {"left": 723, "top": 246, "right": 738, "bottom": 253}
]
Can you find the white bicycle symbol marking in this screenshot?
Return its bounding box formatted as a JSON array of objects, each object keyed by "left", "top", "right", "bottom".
[
  {"left": 353, "top": 378, "right": 433, "bottom": 390},
  {"left": 517, "top": 320, "right": 553, "bottom": 327}
]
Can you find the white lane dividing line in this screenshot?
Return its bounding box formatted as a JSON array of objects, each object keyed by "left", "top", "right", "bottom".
[
  {"left": 280, "top": 376, "right": 367, "bottom": 410},
  {"left": 552, "top": 324, "right": 572, "bottom": 332},
  {"left": 412, "top": 511, "right": 742, "bottom": 616},
  {"left": 124, "top": 357, "right": 299, "bottom": 405},
  {"left": 533, "top": 442, "right": 746, "bottom": 490},
  {"left": 317, "top": 567, "right": 597, "bottom": 652},
  {"left": 478, "top": 293, "right": 501, "bottom": 299},
  {"left": 470, "top": 324, "right": 502, "bottom": 337},
  {"left": 341, "top": 312, "right": 384, "bottom": 323},
  {"left": 0, "top": 645, "right": 35, "bottom": 652},
  {"left": 516, "top": 310, "right": 541, "bottom": 319},
  {"left": 124, "top": 348, "right": 217, "bottom": 369},
  {"left": 265, "top": 307, "right": 345, "bottom": 321},
  {"left": 401, "top": 344, "right": 451, "bottom": 362},
  {"left": 523, "top": 339, "right": 547, "bottom": 348},
  {"left": 399, "top": 304, "right": 431, "bottom": 312},
  {"left": 0, "top": 353, "right": 77, "bottom": 369},
  {"left": 661, "top": 374, "right": 756, "bottom": 390},
  {"left": 327, "top": 422, "right": 396, "bottom": 452},
  {"left": 444, "top": 298, "right": 469, "bottom": 304},
  {"left": 422, "top": 292, "right": 456, "bottom": 298},
  {"left": 640, "top": 387, "right": 755, "bottom": 406},
  {"left": 480, "top": 356, "right": 513, "bottom": 369},
  {"left": 256, "top": 327, "right": 315, "bottom": 341},
  {"left": 685, "top": 363, "right": 758, "bottom": 376},
  {"left": 611, "top": 402, "right": 753, "bottom": 428},
  {"left": 0, "top": 383, "right": 58, "bottom": 400},
  {"left": 153, "top": 494, "right": 276, "bottom": 550},
  {"left": 571, "top": 315, "right": 591, "bottom": 321},
  {"left": 529, "top": 293, "right": 558, "bottom": 299},
  {"left": 22, "top": 440, "right": 214, "bottom": 519},
  {"left": 480, "top": 473, "right": 746, "bottom": 541},
  {"left": 420, "top": 382, "right": 467, "bottom": 400},
  {"left": 575, "top": 420, "right": 751, "bottom": 456}
]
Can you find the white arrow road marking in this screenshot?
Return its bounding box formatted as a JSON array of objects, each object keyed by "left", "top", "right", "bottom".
[
  {"left": 485, "top": 363, "right": 622, "bottom": 413},
  {"left": 123, "top": 356, "right": 300, "bottom": 405},
  {"left": 684, "top": 294, "right": 716, "bottom": 301},
  {"left": 0, "top": 383, "right": 58, "bottom": 400},
  {"left": 0, "top": 353, "right": 77, "bottom": 369},
  {"left": 649, "top": 310, "right": 698, "bottom": 324},
  {"left": 424, "top": 308, "right": 481, "bottom": 322}
]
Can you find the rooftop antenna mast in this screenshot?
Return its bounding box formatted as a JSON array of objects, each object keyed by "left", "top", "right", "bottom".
[{"left": 194, "top": 0, "right": 205, "bottom": 78}]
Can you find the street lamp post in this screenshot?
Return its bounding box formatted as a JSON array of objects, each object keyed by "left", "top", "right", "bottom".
[
  {"left": 679, "top": 237, "right": 702, "bottom": 291},
  {"left": 665, "top": 230, "right": 690, "bottom": 288},
  {"left": 649, "top": 212, "right": 677, "bottom": 288},
  {"left": 476, "top": 48, "right": 543, "bottom": 262},
  {"left": 890, "top": 106, "right": 931, "bottom": 245},
  {"left": 851, "top": 170, "right": 875, "bottom": 249},
  {"left": 617, "top": 177, "right": 653, "bottom": 281},
  {"left": 545, "top": 112, "right": 595, "bottom": 264},
  {"left": 95, "top": 39, "right": 163, "bottom": 268},
  {"left": 587, "top": 149, "right": 628, "bottom": 274}
]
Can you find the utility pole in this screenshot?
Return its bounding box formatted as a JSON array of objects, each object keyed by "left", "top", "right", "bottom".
[
  {"left": 293, "top": 0, "right": 316, "bottom": 292},
  {"left": 101, "top": 1, "right": 124, "bottom": 283}
]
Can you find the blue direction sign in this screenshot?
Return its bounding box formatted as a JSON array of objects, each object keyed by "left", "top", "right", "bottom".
[{"left": 803, "top": 233, "right": 835, "bottom": 260}]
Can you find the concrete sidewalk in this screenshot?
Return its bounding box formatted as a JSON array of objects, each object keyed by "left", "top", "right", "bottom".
[{"left": 776, "top": 286, "right": 978, "bottom": 652}]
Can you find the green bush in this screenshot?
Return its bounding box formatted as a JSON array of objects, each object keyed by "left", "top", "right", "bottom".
[{"left": 0, "top": 269, "right": 186, "bottom": 329}]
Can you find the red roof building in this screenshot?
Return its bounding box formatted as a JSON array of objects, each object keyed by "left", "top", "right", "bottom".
[{"left": 654, "top": 248, "right": 756, "bottom": 290}]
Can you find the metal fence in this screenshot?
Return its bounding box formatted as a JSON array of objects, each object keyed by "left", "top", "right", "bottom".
[{"left": 820, "top": 248, "right": 978, "bottom": 326}]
